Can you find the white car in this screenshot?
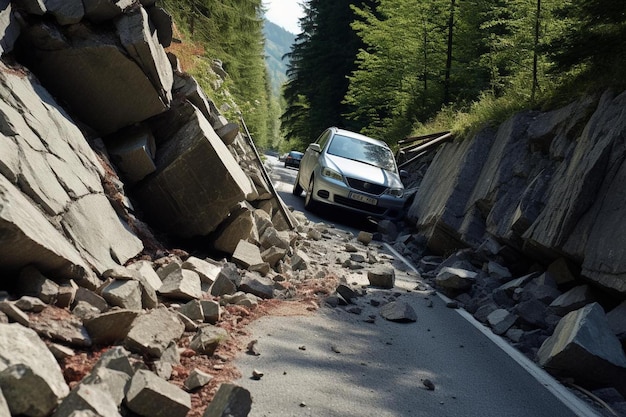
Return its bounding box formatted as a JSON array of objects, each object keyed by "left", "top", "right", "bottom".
[{"left": 293, "top": 127, "right": 407, "bottom": 219}]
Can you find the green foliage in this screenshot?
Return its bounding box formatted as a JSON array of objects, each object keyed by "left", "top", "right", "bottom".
[
  {"left": 281, "top": 0, "right": 377, "bottom": 147},
  {"left": 345, "top": 0, "right": 451, "bottom": 143},
  {"left": 160, "top": 0, "right": 625, "bottom": 152},
  {"left": 548, "top": 0, "right": 626, "bottom": 90},
  {"left": 264, "top": 21, "right": 296, "bottom": 96},
  {"left": 159, "top": 0, "right": 273, "bottom": 148}
]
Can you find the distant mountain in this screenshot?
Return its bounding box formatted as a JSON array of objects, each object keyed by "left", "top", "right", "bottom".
[{"left": 264, "top": 20, "right": 296, "bottom": 96}]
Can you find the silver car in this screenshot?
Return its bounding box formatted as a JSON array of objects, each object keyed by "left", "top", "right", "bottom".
[{"left": 293, "top": 127, "right": 407, "bottom": 218}]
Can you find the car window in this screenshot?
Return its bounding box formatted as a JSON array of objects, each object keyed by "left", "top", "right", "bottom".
[
  {"left": 327, "top": 134, "right": 396, "bottom": 172},
  {"left": 316, "top": 130, "right": 332, "bottom": 150}
]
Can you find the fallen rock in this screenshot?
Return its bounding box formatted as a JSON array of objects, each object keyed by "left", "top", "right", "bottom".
[
  {"left": 74, "top": 288, "right": 109, "bottom": 313},
  {"left": 136, "top": 103, "right": 253, "bottom": 238},
  {"left": 125, "top": 369, "right": 191, "bottom": 417},
  {"left": 291, "top": 250, "right": 310, "bottom": 271},
  {"left": 91, "top": 346, "right": 136, "bottom": 376},
  {"left": 514, "top": 298, "right": 549, "bottom": 329},
  {"left": 84, "top": 309, "right": 139, "bottom": 346},
  {"left": 0, "top": 301, "right": 29, "bottom": 326},
  {"left": 158, "top": 266, "right": 202, "bottom": 301},
  {"left": 232, "top": 240, "right": 264, "bottom": 270},
  {"left": 124, "top": 308, "right": 185, "bottom": 358},
  {"left": 239, "top": 274, "right": 274, "bottom": 299},
  {"left": 189, "top": 326, "right": 229, "bottom": 356},
  {"left": 202, "top": 383, "right": 252, "bottom": 417},
  {"left": 549, "top": 285, "right": 594, "bottom": 316},
  {"left": 0, "top": 323, "right": 70, "bottom": 417},
  {"left": 29, "top": 309, "right": 92, "bottom": 347},
  {"left": 537, "top": 303, "right": 626, "bottom": 388},
  {"left": 181, "top": 257, "right": 220, "bottom": 285},
  {"left": 357, "top": 231, "right": 373, "bottom": 245},
  {"left": 184, "top": 369, "right": 213, "bottom": 391},
  {"left": 435, "top": 267, "right": 476, "bottom": 292},
  {"left": 53, "top": 383, "right": 121, "bottom": 417},
  {"left": 80, "top": 366, "right": 130, "bottom": 407},
  {"left": 486, "top": 309, "right": 518, "bottom": 335},
  {"left": 367, "top": 266, "right": 395, "bottom": 289},
  {"left": 115, "top": 7, "right": 173, "bottom": 104},
  {"left": 213, "top": 208, "right": 259, "bottom": 255},
  {"left": 380, "top": 301, "right": 417, "bottom": 323},
  {"left": 261, "top": 247, "right": 287, "bottom": 270},
  {"left": 101, "top": 280, "right": 143, "bottom": 310},
  {"left": 178, "top": 300, "right": 204, "bottom": 322},
  {"left": 127, "top": 261, "right": 163, "bottom": 292}
]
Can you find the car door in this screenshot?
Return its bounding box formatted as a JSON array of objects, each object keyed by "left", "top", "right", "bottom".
[{"left": 299, "top": 129, "right": 331, "bottom": 189}]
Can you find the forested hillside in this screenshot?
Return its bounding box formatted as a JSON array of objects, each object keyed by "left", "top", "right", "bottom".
[
  {"left": 159, "top": 0, "right": 282, "bottom": 150},
  {"left": 264, "top": 21, "right": 295, "bottom": 96},
  {"left": 282, "top": 0, "right": 625, "bottom": 149},
  {"left": 158, "top": 0, "right": 624, "bottom": 153}
]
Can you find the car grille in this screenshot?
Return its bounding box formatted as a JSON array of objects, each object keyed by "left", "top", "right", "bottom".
[
  {"left": 334, "top": 195, "right": 387, "bottom": 215},
  {"left": 345, "top": 177, "right": 387, "bottom": 195}
]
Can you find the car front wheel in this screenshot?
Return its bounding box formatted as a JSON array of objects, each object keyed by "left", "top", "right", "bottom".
[
  {"left": 293, "top": 172, "right": 303, "bottom": 196},
  {"left": 304, "top": 176, "right": 318, "bottom": 212}
]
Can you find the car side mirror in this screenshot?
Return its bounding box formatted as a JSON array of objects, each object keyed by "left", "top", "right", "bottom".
[
  {"left": 400, "top": 169, "right": 409, "bottom": 179},
  {"left": 307, "top": 143, "right": 321, "bottom": 153}
]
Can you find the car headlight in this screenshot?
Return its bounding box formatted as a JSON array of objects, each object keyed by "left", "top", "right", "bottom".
[
  {"left": 322, "top": 167, "right": 344, "bottom": 182},
  {"left": 387, "top": 188, "right": 404, "bottom": 198}
]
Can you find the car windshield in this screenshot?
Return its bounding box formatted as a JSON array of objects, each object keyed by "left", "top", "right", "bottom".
[{"left": 327, "top": 134, "right": 396, "bottom": 172}]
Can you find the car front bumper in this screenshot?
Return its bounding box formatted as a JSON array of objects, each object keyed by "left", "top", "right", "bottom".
[{"left": 311, "top": 172, "right": 405, "bottom": 218}]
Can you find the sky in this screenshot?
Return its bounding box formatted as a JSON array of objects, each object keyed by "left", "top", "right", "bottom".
[{"left": 264, "top": 0, "right": 304, "bottom": 34}]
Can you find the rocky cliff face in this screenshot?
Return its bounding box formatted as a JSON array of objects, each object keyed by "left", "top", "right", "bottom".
[
  {"left": 0, "top": 0, "right": 295, "bottom": 286},
  {"left": 406, "top": 90, "right": 626, "bottom": 295},
  {"left": 0, "top": 1, "right": 303, "bottom": 415}
]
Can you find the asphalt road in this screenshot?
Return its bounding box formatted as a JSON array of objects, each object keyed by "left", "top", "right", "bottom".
[{"left": 232, "top": 156, "right": 601, "bottom": 417}]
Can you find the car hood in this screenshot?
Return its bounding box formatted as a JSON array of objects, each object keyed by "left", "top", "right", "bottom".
[{"left": 325, "top": 155, "right": 404, "bottom": 189}]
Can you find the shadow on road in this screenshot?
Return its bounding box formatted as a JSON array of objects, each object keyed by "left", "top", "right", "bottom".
[{"left": 279, "top": 189, "right": 379, "bottom": 235}]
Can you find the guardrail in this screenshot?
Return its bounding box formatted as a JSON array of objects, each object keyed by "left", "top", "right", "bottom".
[
  {"left": 239, "top": 117, "right": 296, "bottom": 230},
  {"left": 396, "top": 131, "right": 454, "bottom": 168}
]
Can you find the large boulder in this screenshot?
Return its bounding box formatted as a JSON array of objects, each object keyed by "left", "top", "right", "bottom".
[
  {"left": 537, "top": 303, "right": 626, "bottom": 388},
  {"left": 115, "top": 7, "right": 173, "bottom": 104},
  {"left": 0, "top": 176, "right": 93, "bottom": 285},
  {"left": 407, "top": 129, "right": 496, "bottom": 252},
  {"left": 408, "top": 90, "right": 626, "bottom": 295},
  {"left": 0, "top": 60, "right": 143, "bottom": 282},
  {"left": 17, "top": 19, "right": 168, "bottom": 135},
  {"left": 136, "top": 102, "right": 254, "bottom": 238},
  {"left": 0, "top": 324, "right": 70, "bottom": 417}
]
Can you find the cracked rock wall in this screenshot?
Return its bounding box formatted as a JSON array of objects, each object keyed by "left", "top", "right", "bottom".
[{"left": 407, "top": 90, "right": 626, "bottom": 294}]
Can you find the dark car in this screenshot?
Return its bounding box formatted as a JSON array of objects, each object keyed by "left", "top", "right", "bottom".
[
  {"left": 293, "top": 127, "right": 407, "bottom": 219},
  {"left": 284, "top": 151, "right": 304, "bottom": 168}
]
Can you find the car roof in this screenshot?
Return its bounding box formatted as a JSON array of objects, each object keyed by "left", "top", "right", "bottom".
[{"left": 330, "top": 127, "right": 390, "bottom": 149}]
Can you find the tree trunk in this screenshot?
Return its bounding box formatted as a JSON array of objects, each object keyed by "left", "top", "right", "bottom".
[
  {"left": 444, "top": 0, "right": 456, "bottom": 104},
  {"left": 532, "top": 0, "right": 541, "bottom": 103}
]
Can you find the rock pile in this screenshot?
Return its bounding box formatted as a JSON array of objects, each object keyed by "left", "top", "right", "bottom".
[
  {"left": 0, "top": 0, "right": 296, "bottom": 286},
  {"left": 0, "top": 209, "right": 336, "bottom": 416},
  {"left": 389, "top": 230, "right": 626, "bottom": 403},
  {"left": 393, "top": 88, "right": 626, "bottom": 404},
  {"left": 0, "top": 0, "right": 303, "bottom": 415}
]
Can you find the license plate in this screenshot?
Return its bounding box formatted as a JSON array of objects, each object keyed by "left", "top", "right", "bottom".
[{"left": 349, "top": 192, "right": 377, "bottom": 205}]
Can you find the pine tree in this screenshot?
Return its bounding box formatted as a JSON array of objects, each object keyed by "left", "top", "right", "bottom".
[
  {"left": 548, "top": 0, "right": 626, "bottom": 85},
  {"left": 281, "top": 0, "right": 376, "bottom": 146}
]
